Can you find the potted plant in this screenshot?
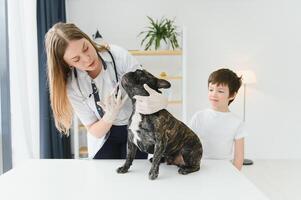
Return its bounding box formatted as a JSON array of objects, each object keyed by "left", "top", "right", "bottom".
[{"left": 139, "top": 16, "right": 180, "bottom": 50}]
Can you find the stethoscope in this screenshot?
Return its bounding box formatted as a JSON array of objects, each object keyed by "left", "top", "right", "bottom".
[{"left": 73, "top": 50, "right": 119, "bottom": 101}]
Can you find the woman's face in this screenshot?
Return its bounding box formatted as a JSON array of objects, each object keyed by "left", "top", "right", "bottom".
[{"left": 63, "top": 38, "right": 100, "bottom": 71}]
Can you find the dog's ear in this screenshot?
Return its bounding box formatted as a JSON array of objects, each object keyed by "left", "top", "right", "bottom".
[{"left": 157, "top": 79, "right": 171, "bottom": 89}]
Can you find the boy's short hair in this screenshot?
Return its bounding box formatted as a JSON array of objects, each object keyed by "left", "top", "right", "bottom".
[{"left": 208, "top": 68, "right": 242, "bottom": 105}]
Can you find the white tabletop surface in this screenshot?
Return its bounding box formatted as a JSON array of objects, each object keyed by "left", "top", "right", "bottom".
[{"left": 0, "top": 159, "right": 268, "bottom": 200}]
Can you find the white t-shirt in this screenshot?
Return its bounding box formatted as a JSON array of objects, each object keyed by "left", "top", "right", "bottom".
[
  {"left": 67, "top": 44, "right": 141, "bottom": 158},
  {"left": 189, "top": 108, "right": 247, "bottom": 160}
]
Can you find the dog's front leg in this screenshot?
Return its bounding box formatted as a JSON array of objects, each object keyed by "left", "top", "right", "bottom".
[
  {"left": 149, "top": 140, "right": 166, "bottom": 180},
  {"left": 117, "top": 140, "right": 137, "bottom": 174}
]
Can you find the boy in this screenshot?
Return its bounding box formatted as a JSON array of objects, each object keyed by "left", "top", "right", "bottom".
[{"left": 189, "top": 68, "right": 247, "bottom": 170}]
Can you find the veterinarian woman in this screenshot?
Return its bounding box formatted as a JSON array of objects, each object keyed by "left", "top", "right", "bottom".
[{"left": 45, "top": 22, "right": 168, "bottom": 159}]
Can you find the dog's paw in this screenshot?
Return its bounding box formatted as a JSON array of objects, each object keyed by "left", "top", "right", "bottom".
[
  {"left": 148, "top": 171, "right": 158, "bottom": 180},
  {"left": 178, "top": 167, "right": 190, "bottom": 175},
  {"left": 178, "top": 166, "right": 200, "bottom": 175},
  {"left": 116, "top": 166, "right": 128, "bottom": 174},
  {"left": 148, "top": 167, "right": 159, "bottom": 180}
]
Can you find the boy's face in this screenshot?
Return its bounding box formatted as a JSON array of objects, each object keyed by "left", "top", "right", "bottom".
[{"left": 208, "top": 83, "right": 235, "bottom": 112}]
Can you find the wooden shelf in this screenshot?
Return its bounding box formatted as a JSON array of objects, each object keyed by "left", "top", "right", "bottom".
[
  {"left": 79, "top": 146, "right": 88, "bottom": 157},
  {"left": 129, "top": 50, "right": 182, "bottom": 56},
  {"left": 160, "top": 76, "right": 182, "bottom": 80},
  {"left": 78, "top": 124, "right": 86, "bottom": 130}
]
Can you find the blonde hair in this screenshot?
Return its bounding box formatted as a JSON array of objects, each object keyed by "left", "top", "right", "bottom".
[{"left": 45, "top": 22, "right": 107, "bottom": 134}]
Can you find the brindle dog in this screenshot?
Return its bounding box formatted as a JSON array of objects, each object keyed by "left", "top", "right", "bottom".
[{"left": 117, "top": 69, "right": 203, "bottom": 180}]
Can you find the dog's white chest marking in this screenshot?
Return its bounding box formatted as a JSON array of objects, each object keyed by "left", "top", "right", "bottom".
[{"left": 129, "top": 112, "right": 142, "bottom": 146}]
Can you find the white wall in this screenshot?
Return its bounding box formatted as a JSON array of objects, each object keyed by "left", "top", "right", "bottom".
[{"left": 66, "top": 0, "right": 301, "bottom": 159}]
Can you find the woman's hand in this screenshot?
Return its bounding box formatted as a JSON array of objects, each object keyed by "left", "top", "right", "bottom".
[
  {"left": 133, "top": 84, "right": 168, "bottom": 114},
  {"left": 97, "top": 88, "right": 128, "bottom": 124}
]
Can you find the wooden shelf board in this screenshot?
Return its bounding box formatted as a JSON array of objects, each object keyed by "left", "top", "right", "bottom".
[
  {"left": 78, "top": 125, "right": 87, "bottom": 130},
  {"left": 79, "top": 146, "right": 88, "bottom": 156},
  {"left": 160, "top": 76, "right": 182, "bottom": 80}
]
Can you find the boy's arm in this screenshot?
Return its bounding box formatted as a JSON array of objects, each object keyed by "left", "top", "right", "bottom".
[{"left": 233, "top": 138, "right": 244, "bottom": 170}]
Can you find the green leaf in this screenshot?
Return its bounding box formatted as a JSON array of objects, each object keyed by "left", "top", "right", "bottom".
[{"left": 139, "top": 16, "right": 180, "bottom": 50}]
